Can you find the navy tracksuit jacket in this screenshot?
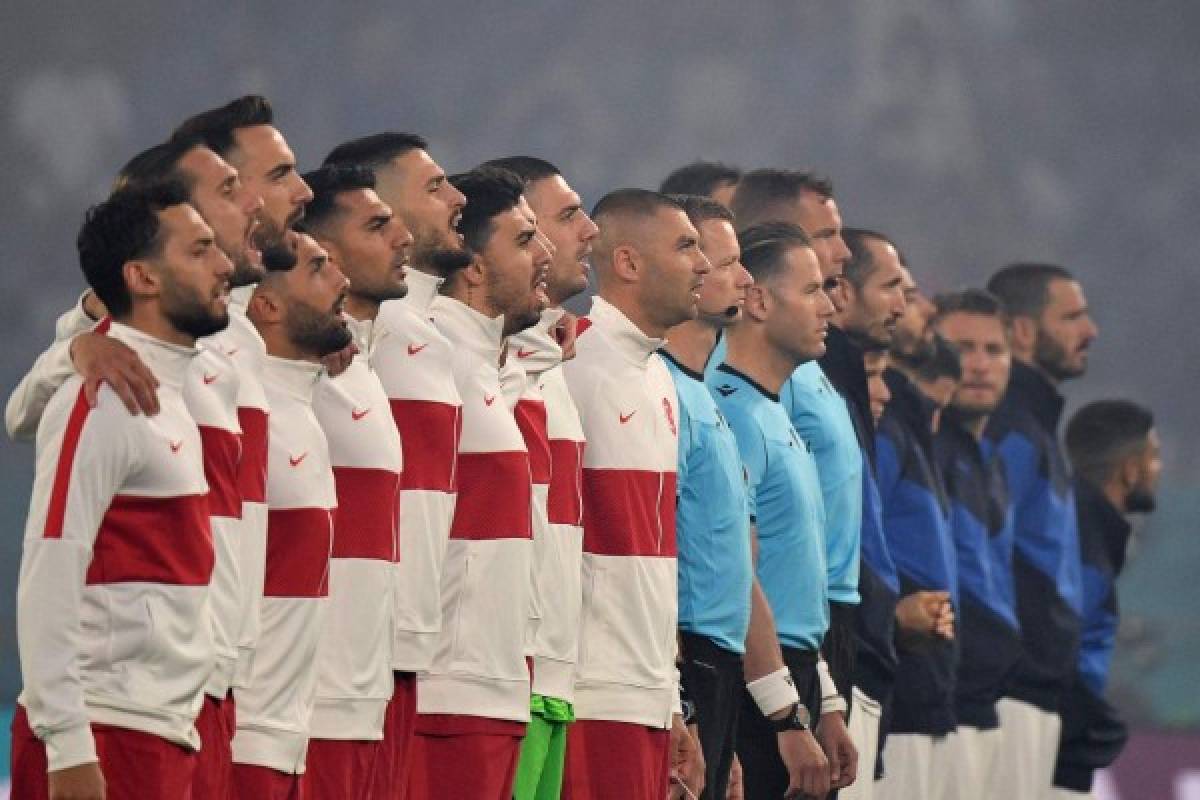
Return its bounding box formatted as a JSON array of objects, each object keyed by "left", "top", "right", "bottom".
[
  {"left": 936, "top": 409, "right": 1021, "bottom": 729},
  {"left": 984, "top": 361, "right": 1082, "bottom": 712}
]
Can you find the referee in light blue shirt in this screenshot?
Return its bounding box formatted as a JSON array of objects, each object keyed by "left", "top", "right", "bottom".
[{"left": 659, "top": 195, "right": 755, "bottom": 798}]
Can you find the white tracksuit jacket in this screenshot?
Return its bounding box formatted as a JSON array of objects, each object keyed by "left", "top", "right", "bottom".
[
  {"left": 507, "top": 308, "right": 586, "bottom": 704},
  {"left": 16, "top": 322, "right": 214, "bottom": 772},
  {"left": 310, "top": 315, "right": 403, "bottom": 740},
  {"left": 371, "top": 269, "right": 462, "bottom": 674},
  {"left": 5, "top": 288, "right": 271, "bottom": 695},
  {"left": 561, "top": 297, "right": 682, "bottom": 729},
  {"left": 231, "top": 355, "right": 335, "bottom": 775},
  {"left": 417, "top": 297, "right": 533, "bottom": 723}
]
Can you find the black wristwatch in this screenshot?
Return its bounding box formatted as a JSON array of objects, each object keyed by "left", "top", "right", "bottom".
[{"left": 769, "top": 702, "right": 811, "bottom": 732}]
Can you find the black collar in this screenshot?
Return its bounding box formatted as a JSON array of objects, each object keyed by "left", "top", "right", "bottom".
[
  {"left": 717, "top": 363, "right": 780, "bottom": 403},
  {"left": 1005, "top": 361, "right": 1066, "bottom": 436},
  {"left": 1073, "top": 478, "right": 1133, "bottom": 574},
  {"left": 658, "top": 347, "right": 706, "bottom": 382}
]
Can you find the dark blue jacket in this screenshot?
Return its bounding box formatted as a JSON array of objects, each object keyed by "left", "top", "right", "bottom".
[
  {"left": 1053, "top": 478, "right": 1131, "bottom": 792},
  {"left": 819, "top": 327, "right": 899, "bottom": 702},
  {"left": 984, "top": 361, "right": 1082, "bottom": 711},
  {"left": 876, "top": 369, "right": 958, "bottom": 735},
  {"left": 935, "top": 409, "right": 1021, "bottom": 729}
]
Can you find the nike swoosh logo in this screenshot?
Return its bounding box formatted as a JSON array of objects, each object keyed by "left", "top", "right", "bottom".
[
  {"left": 169, "top": 440, "right": 183, "bottom": 453},
  {"left": 516, "top": 348, "right": 537, "bottom": 359},
  {"left": 407, "top": 343, "right": 428, "bottom": 355},
  {"left": 351, "top": 408, "right": 371, "bottom": 421},
  {"left": 484, "top": 395, "right": 497, "bottom": 406},
  {"left": 619, "top": 410, "right": 637, "bottom": 424},
  {"left": 289, "top": 452, "right": 308, "bottom": 467},
  {"left": 203, "top": 373, "right": 218, "bottom": 385}
]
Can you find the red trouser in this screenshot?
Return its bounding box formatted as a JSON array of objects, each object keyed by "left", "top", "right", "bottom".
[
  {"left": 10, "top": 704, "right": 197, "bottom": 800},
  {"left": 193, "top": 692, "right": 236, "bottom": 799},
  {"left": 302, "top": 738, "right": 381, "bottom": 799},
  {"left": 561, "top": 719, "right": 671, "bottom": 800},
  {"left": 371, "top": 671, "right": 418, "bottom": 800},
  {"left": 407, "top": 713, "right": 526, "bottom": 800},
  {"left": 232, "top": 763, "right": 304, "bottom": 800}
]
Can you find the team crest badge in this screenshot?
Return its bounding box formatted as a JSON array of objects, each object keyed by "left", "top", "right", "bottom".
[{"left": 662, "top": 397, "right": 677, "bottom": 435}]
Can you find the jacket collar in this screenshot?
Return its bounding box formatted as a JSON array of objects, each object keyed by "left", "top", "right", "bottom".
[
  {"left": 260, "top": 353, "right": 323, "bottom": 404},
  {"left": 1006, "top": 360, "right": 1066, "bottom": 436},
  {"left": 346, "top": 314, "right": 375, "bottom": 358},
  {"left": 938, "top": 406, "right": 985, "bottom": 466},
  {"left": 399, "top": 268, "right": 444, "bottom": 314},
  {"left": 430, "top": 295, "right": 506, "bottom": 363},
  {"left": 588, "top": 296, "right": 665, "bottom": 367},
  {"left": 507, "top": 307, "right": 565, "bottom": 377},
  {"left": 884, "top": 367, "right": 938, "bottom": 449},
  {"left": 106, "top": 321, "right": 196, "bottom": 391},
  {"left": 1074, "top": 477, "right": 1133, "bottom": 574}
]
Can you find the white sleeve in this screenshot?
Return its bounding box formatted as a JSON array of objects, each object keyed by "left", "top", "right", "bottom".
[
  {"left": 17, "top": 389, "right": 137, "bottom": 771},
  {"left": 6, "top": 296, "right": 99, "bottom": 441}
]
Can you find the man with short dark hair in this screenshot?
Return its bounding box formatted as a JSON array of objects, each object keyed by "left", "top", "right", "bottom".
[
  {"left": 932, "top": 289, "right": 1022, "bottom": 800},
  {"left": 230, "top": 232, "right": 351, "bottom": 799},
  {"left": 323, "top": 131, "right": 467, "bottom": 800},
  {"left": 561, "top": 188, "right": 708, "bottom": 800},
  {"left": 407, "top": 166, "right": 550, "bottom": 799},
  {"left": 1052, "top": 401, "right": 1160, "bottom": 799},
  {"left": 659, "top": 195, "right": 756, "bottom": 798},
  {"left": 708, "top": 222, "right": 839, "bottom": 800},
  {"left": 173, "top": 95, "right": 314, "bottom": 249},
  {"left": 11, "top": 183, "right": 231, "bottom": 800},
  {"left": 294, "top": 164, "right": 411, "bottom": 798},
  {"left": 985, "top": 263, "right": 1098, "bottom": 799},
  {"left": 481, "top": 155, "right": 597, "bottom": 800},
  {"left": 660, "top": 161, "right": 742, "bottom": 207}
]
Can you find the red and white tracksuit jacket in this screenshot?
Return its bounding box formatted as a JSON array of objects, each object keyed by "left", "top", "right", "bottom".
[
  {"left": 16, "top": 322, "right": 215, "bottom": 772},
  {"left": 4, "top": 293, "right": 260, "bottom": 700},
  {"left": 418, "top": 297, "right": 533, "bottom": 723},
  {"left": 507, "top": 308, "right": 586, "bottom": 704},
  {"left": 310, "top": 315, "right": 402, "bottom": 741},
  {"left": 561, "top": 297, "right": 681, "bottom": 729},
  {"left": 232, "top": 355, "right": 335, "bottom": 775},
  {"left": 371, "top": 269, "right": 462, "bottom": 675}
]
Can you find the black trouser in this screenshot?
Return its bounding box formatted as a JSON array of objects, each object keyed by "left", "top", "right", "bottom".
[
  {"left": 822, "top": 600, "right": 858, "bottom": 712},
  {"left": 736, "top": 647, "right": 820, "bottom": 800},
  {"left": 680, "top": 632, "right": 745, "bottom": 800}
]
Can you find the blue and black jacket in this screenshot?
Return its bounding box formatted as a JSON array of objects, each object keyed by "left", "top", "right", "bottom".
[
  {"left": 935, "top": 408, "right": 1021, "bottom": 729},
  {"left": 1053, "top": 478, "right": 1131, "bottom": 792},
  {"left": 984, "top": 361, "right": 1082, "bottom": 712},
  {"left": 876, "top": 369, "right": 958, "bottom": 735},
  {"left": 820, "top": 327, "right": 899, "bottom": 704}
]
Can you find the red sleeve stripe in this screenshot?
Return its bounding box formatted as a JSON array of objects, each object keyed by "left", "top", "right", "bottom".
[
  {"left": 575, "top": 317, "right": 593, "bottom": 337},
  {"left": 236, "top": 407, "right": 268, "bottom": 504},
  {"left": 84, "top": 493, "right": 214, "bottom": 585},
  {"left": 449, "top": 451, "right": 532, "bottom": 541},
  {"left": 389, "top": 399, "right": 461, "bottom": 492},
  {"left": 42, "top": 388, "right": 93, "bottom": 539},
  {"left": 581, "top": 468, "right": 677, "bottom": 557},
  {"left": 547, "top": 439, "right": 584, "bottom": 525},
  {"left": 264, "top": 507, "right": 334, "bottom": 598},
  {"left": 94, "top": 316, "right": 112, "bottom": 334},
  {"left": 514, "top": 399, "right": 551, "bottom": 485},
  {"left": 332, "top": 466, "right": 401, "bottom": 561},
  {"left": 199, "top": 426, "right": 243, "bottom": 519}
]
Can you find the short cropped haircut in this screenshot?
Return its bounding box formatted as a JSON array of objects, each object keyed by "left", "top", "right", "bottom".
[
  {"left": 323, "top": 132, "right": 428, "bottom": 170},
  {"left": 986, "top": 262, "right": 1075, "bottom": 319},
  {"left": 450, "top": 166, "right": 525, "bottom": 254},
  {"left": 591, "top": 188, "right": 683, "bottom": 224},
  {"left": 297, "top": 164, "right": 376, "bottom": 233},
  {"left": 730, "top": 169, "right": 833, "bottom": 229},
  {"left": 659, "top": 161, "right": 741, "bottom": 198},
  {"left": 737, "top": 221, "right": 812, "bottom": 286},
  {"left": 842, "top": 228, "right": 894, "bottom": 288},
  {"left": 912, "top": 333, "right": 962, "bottom": 383},
  {"left": 77, "top": 181, "right": 190, "bottom": 318},
  {"left": 260, "top": 239, "right": 299, "bottom": 274},
  {"left": 172, "top": 95, "right": 274, "bottom": 158},
  {"left": 670, "top": 194, "right": 735, "bottom": 229},
  {"left": 932, "top": 288, "right": 1011, "bottom": 330},
  {"left": 1066, "top": 400, "right": 1155, "bottom": 484},
  {"left": 480, "top": 156, "right": 561, "bottom": 185},
  {"left": 113, "top": 136, "right": 204, "bottom": 195}
]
